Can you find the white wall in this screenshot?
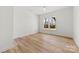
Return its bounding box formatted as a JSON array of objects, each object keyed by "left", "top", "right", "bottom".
[
  {"left": 13, "top": 7, "right": 38, "bottom": 39},
  {"left": 0, "top": 7, "right": 14, "bottom": 52},
  {"left": 73, "top": 7, "right": 79, "bottom": 47},
  {"left": 39, "top": 7, "right": 73, "bottom": 38}
]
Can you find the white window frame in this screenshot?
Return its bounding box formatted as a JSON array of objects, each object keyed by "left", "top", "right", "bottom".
[{"left": 43, "top": 16, "right": 56, "bottom": 30}]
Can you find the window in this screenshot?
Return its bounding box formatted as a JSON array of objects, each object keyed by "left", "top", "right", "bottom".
[{"left": 44, "top": 16, "right": 56, "bottom": 30}]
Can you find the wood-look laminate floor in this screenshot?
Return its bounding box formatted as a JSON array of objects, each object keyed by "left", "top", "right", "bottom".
[{"left": 3, "top": 33, "right": 79, "bottom": 53}]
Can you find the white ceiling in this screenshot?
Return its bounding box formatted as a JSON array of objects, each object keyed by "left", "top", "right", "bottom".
[{"left": 18, "top": 6, "right": 70, "bottom": 15}]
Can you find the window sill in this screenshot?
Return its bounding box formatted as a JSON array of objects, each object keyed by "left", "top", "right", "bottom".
[{"left": 43, "top": 28, "right": 56, "bottom": 31}]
